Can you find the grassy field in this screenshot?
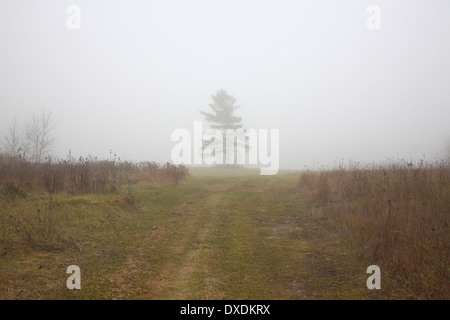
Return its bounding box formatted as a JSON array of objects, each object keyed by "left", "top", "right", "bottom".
[{"left": 0, "top": 167, "right": 447, "bottom": 299}]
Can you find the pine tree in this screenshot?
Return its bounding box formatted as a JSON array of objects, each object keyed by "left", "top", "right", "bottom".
[
  {"left": 200, "top": 90, "right": 245, "bottom": 165},
  {"left": 200, "top": 89, "right": 243, "bottom": 131}
]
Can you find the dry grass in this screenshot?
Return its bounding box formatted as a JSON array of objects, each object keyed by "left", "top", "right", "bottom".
[
  {"left": 0, "top": 155, "right": 189, "bottom": 259},
  {"left": 297, "top": 160, "right": 450, "bottom": 299},
  {"left": 0, "top": 154, "right": 189, "bottom": 195}
]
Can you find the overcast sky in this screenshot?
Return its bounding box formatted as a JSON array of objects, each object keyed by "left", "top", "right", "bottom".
[{"left": 0, "top": 0, "right": 449, "bottom": 170}]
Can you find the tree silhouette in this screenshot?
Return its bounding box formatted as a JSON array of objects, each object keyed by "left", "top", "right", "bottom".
[
  {"left": 1, "top": 111, "right": 56, "bottom": 162},
  {"left": 200, "top": 89, "right": 243, "bottom": 131},
  {"left": 1, "top": 118, "right": 22, "bottom": 156},
  {"left": 200, "top": 90, "right": 246, "bottom": 165},
  {"left": 25, "top": 110, "right": 56, "bottom": 162}
]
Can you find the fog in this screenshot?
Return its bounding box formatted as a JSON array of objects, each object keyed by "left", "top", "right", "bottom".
[{"left": 1, "top": 0, "right": 449, "bottom": 170}]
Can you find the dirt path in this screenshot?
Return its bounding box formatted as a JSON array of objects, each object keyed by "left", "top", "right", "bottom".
[
  {"left": 145, "top": 184, "right": 231, "bottom": 299},
  {"left": 104, "top": 176, "right": 311, "bottom": 299},
  {"left": 2, "top": 172, "right": 364, "bottom": 299},
  {"left": 133, "top": 176, "right": 312, "bottom": 299}
]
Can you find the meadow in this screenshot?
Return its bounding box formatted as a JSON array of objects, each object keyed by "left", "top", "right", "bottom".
[{"left": 0, "top": 158, "right": 448, "bottom": 299}]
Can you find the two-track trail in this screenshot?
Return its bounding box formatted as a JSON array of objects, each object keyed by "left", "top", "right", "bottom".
[
  {"left": 106, "top": 174, "right": 309, "bottom": 299},
  {"left": 1, "top": 171, "right": 369, "bottom": 299}
]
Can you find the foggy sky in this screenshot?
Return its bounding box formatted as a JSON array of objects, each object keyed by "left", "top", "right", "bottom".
[{"left": 1, "top": 0, "right": 449, "bottom": 170}]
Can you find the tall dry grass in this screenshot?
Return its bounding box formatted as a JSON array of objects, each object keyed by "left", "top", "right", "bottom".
[
  {"left": 0, "top": 154, "right": 189, "bottom": 195},
  {"left": 0, "top": 155, "right": 189, "bottom": 257},
  {"left": 298, "top": 160, "right": 450, "bottom": 299}
]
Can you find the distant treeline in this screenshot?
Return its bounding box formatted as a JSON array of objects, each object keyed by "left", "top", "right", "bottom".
[{"left": 0, "top": 155, "right": 189, "bottom": 195}]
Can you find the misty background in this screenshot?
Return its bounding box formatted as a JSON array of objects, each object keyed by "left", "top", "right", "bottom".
[{"left": 0, "top": 0, "right": 449, "bottom": 170}]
